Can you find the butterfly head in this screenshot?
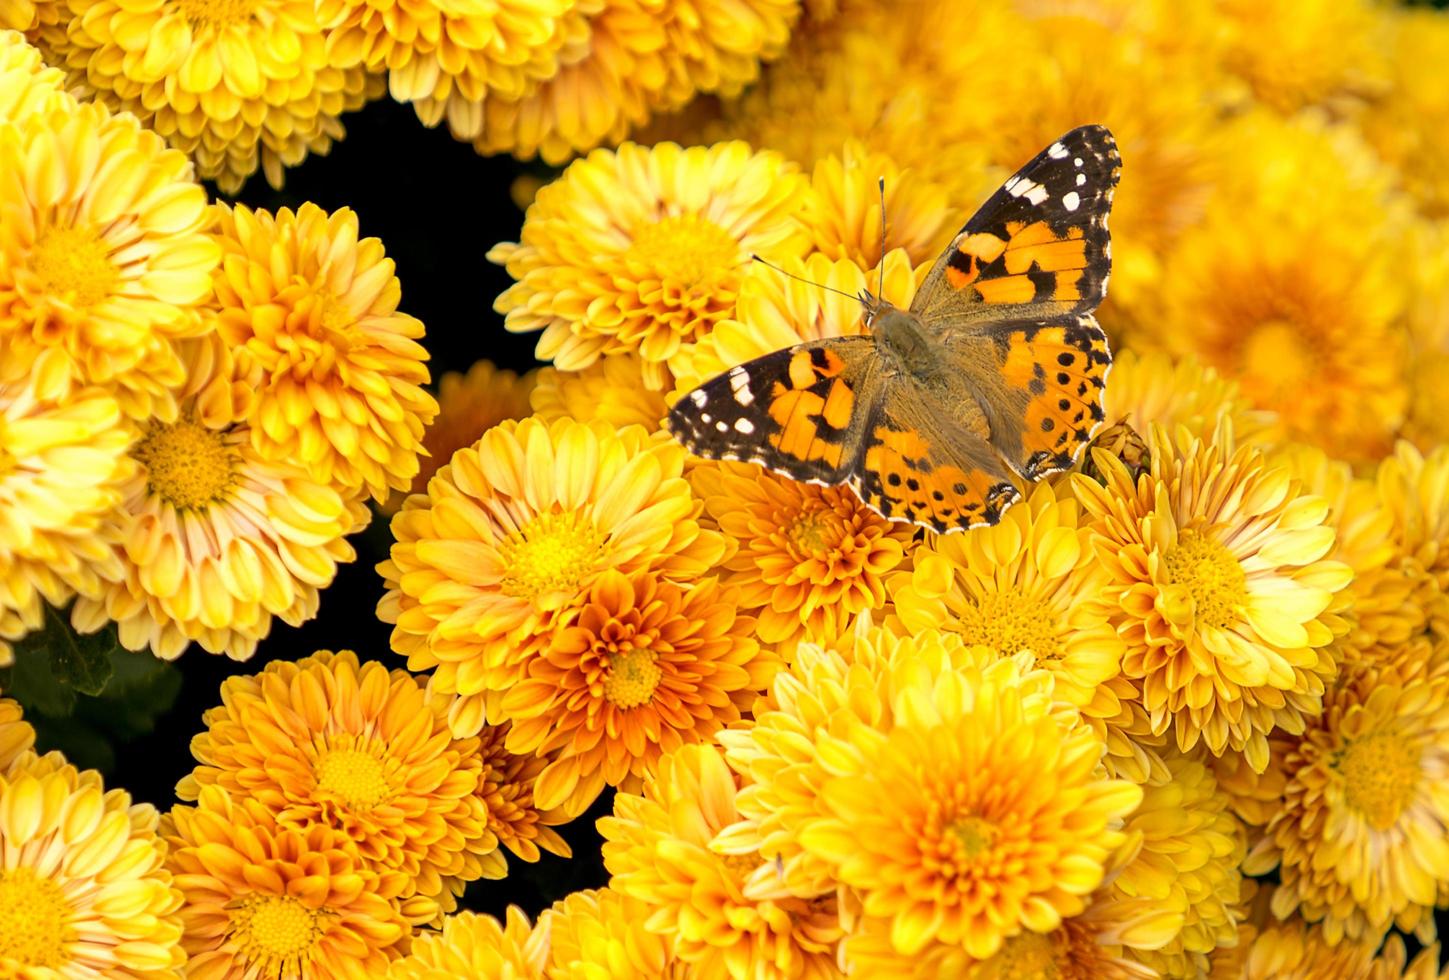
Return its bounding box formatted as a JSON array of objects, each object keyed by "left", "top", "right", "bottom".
[{"left": 857, "top": 288, "right": 898, "bottom": 329}]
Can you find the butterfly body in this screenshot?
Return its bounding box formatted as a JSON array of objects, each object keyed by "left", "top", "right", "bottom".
[{"left": 668, "top": 125, "right": 1121, "bottom": 533}]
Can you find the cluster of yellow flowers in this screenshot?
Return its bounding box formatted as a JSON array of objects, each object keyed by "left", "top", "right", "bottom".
[{"left": 3, "top": 0, "right": 1449, "bottom": 975}]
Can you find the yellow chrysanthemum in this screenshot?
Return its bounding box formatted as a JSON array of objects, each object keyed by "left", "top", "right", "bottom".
[
  {"left": 600, "top": 743, "right": 846, "bottom": 980},
  {"left": 0, "top": 102, "right": 218, "bottom": 421},
  {"left": 387, "top": 907, "right": 547, "bottom": 980},
  {"left": 0, "top": 29, "right": 71, "bottom": 119},
  {"left": 377, "top": 417, "right": 728, "bottom": 736},
  {"left": 383, "top": 360, "right": 536, "bottom": 516},
  {"left": 1072, "top": 422, "right": 1351, "bottom": 771},
  {"left": 165, "top": 784, "right": 411, "bottom": 977},
  {"left": 210, "top": 203, "right": 438, "bottom": 504},
  {"left": 501, "top": 568, "right": 774, "bottom": 815},
  {"left": 1097, "top": 348, "right": 1273, "bottom": 448},
  {"left": 796, "top": 654, "right": 1141, "bottom": 959},
  {"left": 463, "top": 0, "right": 800, "bottom": 163},
  {"left": 52, "top": 0, "right": 382, "bottom": 192},
  {"left": 890, "top": 481, "right": 1158, "bottom": 781},
  {"left": 74, "top": 341, "right": 368, "bottom": 660},
  {"left": 1217, "top": 918, "right": 1443, "bottom": 980},
  {"left": 1242, "top": 648, "right": 1449, "bottom": 946},
  {"left": 0, "top": 750, "right": 184, "bottom": 977},
  {"left": 529, "top": 356, "right": 668, "bottom": 431},
  {"left": 541, "top": 887, "right": 685, "bottom": 979},
  {"left": 0, "top": 377, "right": 131, "bottom": 665},
  {"left": 1361, "top": 10, "right": 1449, "bottom": 220},
  {"left": 176, "top": 650, "right": 488, "bottom": 924},
  {"left": 0, "top": 698, "right": 34, "bottom": 770},
  {"left": 1114, "top": 750, "right": 1246, "bottom": 978},
  {"left": 1374, "top": 443, "right": 1449, "bottom": 648},
  {"left": 798, "top": 141, "right": 952, "bottom": 268},
  {"left": 489, "top": 141, "right": 810, "bottom": 389}
]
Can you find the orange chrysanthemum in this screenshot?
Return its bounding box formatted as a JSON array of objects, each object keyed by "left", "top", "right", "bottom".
[
  {"left": 501, "top": 568, "right": 775, "bottom": 815},
  {"left": 529, "top": 355, "right": 668, "bottom": 431},
  {"left": 541, "top": 887, "right": 686, "bottom": 979},
  {"left": 386, "top": 906, "right": 547, "bottom": 980}
]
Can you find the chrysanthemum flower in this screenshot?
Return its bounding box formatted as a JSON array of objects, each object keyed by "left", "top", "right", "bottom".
[
  {"left": 53, "top": 0, "right": 381, "bottom": 192},
  {"left": 463, "top": 0, "right": 800, "bottom": 163},
  {"left": 1097, "top": 349, "right": 1272, "bottom": 448},
  {"left": 796, "top": 654, "right": 1141, "bottom": 959},
  {"left": 74, "top": 341, "right": 368, "bottom": 660},
  {"left": 387, "top": 906, "right": 547, "bottom": 980},
  {"left": 0, "top": 378, "right": 131, "bottom": 665},
  {"left": 165, "top": 784, "right": 411, "bottom": 976},
  {"left": 1374, "top": 442, "right": 1449, "bottom": 648},
  {"left": 0, "top": 750, "right": 185, "bottom": 977},
  {"left": 210, "top": 203, "right": 439, "bottom": 504},
  {"left": 1219, "top": 918, "right": 1442, "bottom": 980},
  {"left": 0, "top": 698, "right": 34, "bottom": 770},
  {"left": 600, "top": 743, "right": 846, "bottom": 979},
  {"left": 0, "top": 102, "right": 217, "bottom": 421},
  {"left": 529, "top": 355, "right": 668, "bottom": 431},
  {"left": 1072, "top": 422, "right": 1350, "bottom": 771},
  {"left": 176, "top": 650, "right": 488, "bottom": 923},
  {"left": 502, "top": 568, "right": 774, "bottom": 815},
  {"left": 541, "top": 887, "right": 685, "bottom": 979},
  {"left": 1242, "top": 650, "right": 1449, "bottom": 946},
  {"left": 0, "top": 29, "right": 71, "bottom": 119},
  {"left": 1114, "top": 750, "right": 1246, "bottom": 978},
  {"left": 383, "top": 360, "right": 535, "bottom": 516},
  {"left": 1361, "top": 10, "right": 1449, "bottom": 220},
  {"left": 489, "top": 141, "right": 810, "bottom": 389},
  {"left": 377, "top": 417, "right": 728, "bottom": 736},
  {"left": 798, "top": 141, "right": 952, "bottom": 268}
]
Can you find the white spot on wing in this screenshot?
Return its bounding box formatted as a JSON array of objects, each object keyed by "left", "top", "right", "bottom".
[
  {"left": 735, "top": 387, "right": 754, "bottom": 406},
  {"left": 1062, "top": 191, "right": 1081, "bottom": 211},
  {"left": 1003, "top": 175, "right": 1022, "bottom": 195},
  {"left": 715, "top": 421, "right": 728, "bottom": 432},
  {"left": 1074, "top": 157, "right": 1083, "bottom": 168},
  {"left": 1024, "top": 183, "right": 1049, "bottom": 206},
  {"left": 1047, "top": 142, "right": 1068, "bottom": 159},
  {"left": 701, "top": 413, "right": 711, "bottom": 423},
  {"left": 734, "top": 418, "right": 755, "bottom": 434},
  {"left": 1076, "top": 173, "right": 1086, "bottom": 186},
  {"left": 690, "top": 389, "right": 707, "bottom": 407}
]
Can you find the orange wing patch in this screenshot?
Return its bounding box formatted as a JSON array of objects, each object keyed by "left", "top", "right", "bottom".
[
  {"left": 997, "top": 317, "right": 1111, "bottom": 479},
  {"left": 944, "top": 219, "right": 1090, "bottom": 307},
  {"left": 851, "top": 423, "right": 1021, "bottom": 532}
]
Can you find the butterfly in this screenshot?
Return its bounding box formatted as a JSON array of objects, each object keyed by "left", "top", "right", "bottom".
[{"left": 667, "top": 125, "right": 1119, "bottom": 533}]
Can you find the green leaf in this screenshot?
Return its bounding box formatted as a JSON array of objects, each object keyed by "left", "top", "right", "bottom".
[{"left": 35, "top": 603, "right": 116, "bottom": 696}]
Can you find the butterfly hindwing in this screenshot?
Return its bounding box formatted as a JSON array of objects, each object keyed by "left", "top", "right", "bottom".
[
  {"left": 914, "top": 125, "right": 1120, "bottom": 324},
  {"left": 667, "top": 337, "right": 877, "bottom": 483}
]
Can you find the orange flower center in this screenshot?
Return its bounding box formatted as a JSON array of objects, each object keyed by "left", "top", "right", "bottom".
[
  {"left": 625, "top": 215, "right": 740, "bottom": 292},
  {"left": 227, "top": 895, "right": 325, "bottom": 973},
  {"left": 499, "top": 511, "right": 607, "bottom": 602},
  {"left": 314, "top": 748, "right": 392, "bottom": 808},
  {"left": 947, "top": 815, "right": 1000, "bottom": 861},
  {"left": 132, "top": 418, "right": 237, "bottom": 510},
  {"left": 174, "top": 0, "right": 259, "bottom": 27},
  {"left": 956, "top": 590, "right": 1061, "bottom": 660},
  {"left": 28, "top": 224, "right": 118, "bottom": 309},
  {"left": 1162, "top": 529, "right": 1246, "bottom": 631},
  {"left": 0, "top": 867, "right": 71, "bottom": 969},
  {"left": 1338, "top": 730, "right": 1420, "bottom": 829},
  {"left": 979, "top": 930, "right": 1063, "bottom": 979},
  {"left": 604, "top": 647, "right": 662, "bottom": 709},
  {"left": 1242, "top": 319, "right": 1316, "bottom": 397}
]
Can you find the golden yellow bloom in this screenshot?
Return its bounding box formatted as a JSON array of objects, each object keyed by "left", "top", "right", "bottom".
[
  {"left": 0, "top": 750, "right": 184, "bottom": 977},
  {"left": 54, "top": 0, "right": 381, "bottom": 192},
  {"left": 890, "top": 481, "right": 1158, "bottom": 781},
  {"left": 463, "top": 0, "right": 800, "bottom": 164},
  {"left": 387, "top": 907, "right": 547, "bottom": 980},
  {"left": 377, "top": 417, "right": 728, "bottom": 736},
  {"left": 1073, "top": 422, "right": 1350, "bottom": 771},
  {"left": 1098, "top": 348, "right": 1272, "bottom": 448},
  {"left": 797, "top": 654, "right": 1141, "bottom": 959},
  {"left": 490, "top": 141, "right": 810, "bottom": 389},
  {"left": 1374, "top": 443, "right": 1449, "bottom": 648},
  {"left": 0, "top": 378, "right": 131, "bottom": 665},
  {"left": 1219, "top": 918, "right": 1442, "bottom": 980},
  {"left": 541, "top": 887, "right": 685, "bottom": 979},
  {"left": 1243, "top": 652, "right": 1449, "bottom": 946},
  {"left": 502, "top": 568, "right": 773, "bottom": 815},
  {"left": 211, "top": 203, "right": 438, "bottom": 504},
  {"left": 165, "top": 784, "right": 410, "bottom": 977},
  {"left": 384, "top": 360, "right": 536, "bottom": 516},
  {"left": 530, "top": 355, "right": 668, "bottom": 431},
  {"left": 0, "top": 102, "right": 217, "bottom": 421},
  {"left": 799, "top": 141, "right": 952, "bottom": 268},
  {"left": 1361, "top": 10, "right": 1449, "bottom": 220},
  {"left": 0, "top": 29, "right": 71, "bottom": 119},
  {"left": 176, "top": 650, "right": 488, "bottom": 924},
  {"left": 74, "top": 342, "right": 368, "bottom": 660},
  {"left": 600, "top": 743, "right": 846, "bottom": 979}
]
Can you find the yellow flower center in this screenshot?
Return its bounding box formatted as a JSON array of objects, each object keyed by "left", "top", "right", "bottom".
[
  {"left": 947, "top": 815, "right": 999, "bottom": 861},
  {"left": 956, "top": 591, "right": 1062, "bottom": 660},
  {"left": 28, "top": 225, "right": 118, "bottom": 309},
  {"left": 314, "top": 748, "right": 392, "bottom": 808},
  {"left": 499, "top": 511, "right": 607, "bottom": 602},
  {"left": 626, "top": 215, "right": 741, "bottom": 290},
  {"left": 1338, "top": 731, "right": 1420, "bottom": 830},
  {"left": 1163, "top": 529, "right": 1247, "bottom": 631},
  {"left": 0, "top": 867, "right": 72, "bottom": 969},
  {"left": 132, "top": 418, "right": 237, "bottom": 510},
  {"left": 1242, "top": 320, "right": 1314, "bottom": 395},
  {"left": 983, "top": 930, "right": 1062, "bottom": 979},
  {"left": 603, "top": 647, "right": 662, "bottom": 709},
  {"left": 174, "top": 0, "right": 259, "bottom": 27},
  {"left": 228, "top": 895, "right": 325, "bottom": 972}
]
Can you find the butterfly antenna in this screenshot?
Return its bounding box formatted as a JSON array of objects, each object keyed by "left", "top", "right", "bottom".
[
  {"left": 749, "top": 254, "right": 861, "bottom": 304},
  {"left": 877, "top": 175, "right": 887, "bottom": 298}
]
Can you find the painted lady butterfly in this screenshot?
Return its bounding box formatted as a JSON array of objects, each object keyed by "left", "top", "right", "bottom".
[{"left": 668, "top": 125, "right": 1120, "bottom": 532}]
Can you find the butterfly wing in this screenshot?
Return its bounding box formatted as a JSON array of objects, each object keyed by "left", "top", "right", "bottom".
[
  {"left": 667, "top": 337, "right": 879, "bottom": 484},
  {"left": 913, "top": 125, "right": 1120, "bottom": 325},
  {"left": 847, "top": 380, "right": 1022, "bottom": 533}
]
